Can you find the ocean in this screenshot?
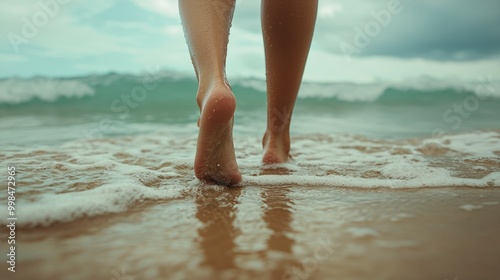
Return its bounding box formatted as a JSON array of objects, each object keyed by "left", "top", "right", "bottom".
[
  {"left": 1, "top": 72, "right": 500, "bottom": 279},
  {"left": 1, "top": 71, "right": 500, "bottom": 225}
]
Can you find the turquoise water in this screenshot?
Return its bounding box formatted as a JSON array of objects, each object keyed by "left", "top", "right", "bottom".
[{"left": 1, "top": 72, "right": 499, "bottom": 148}]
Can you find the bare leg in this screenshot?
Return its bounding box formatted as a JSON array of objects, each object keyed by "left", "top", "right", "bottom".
[
  {"left": 261, "top": 0, "right": 318, "bottom": 164},
  {"left": 179, "top": 0, "right": 241, "bottom": 185}
]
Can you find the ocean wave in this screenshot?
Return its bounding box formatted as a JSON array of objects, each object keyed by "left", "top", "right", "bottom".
[
  {"left": 0, "top": 77, "right": 95, "bottom": 104},
  {"left": 239, "top": 75, "right": 500, "bottom": 102},
  {"left": 0, "top": 73, "right": 499, "bottom": 107}
]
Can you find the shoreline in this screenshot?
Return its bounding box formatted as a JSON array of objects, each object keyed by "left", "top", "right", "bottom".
[{"left": 2, "top": 186, "right": 499, "bottom": 280}]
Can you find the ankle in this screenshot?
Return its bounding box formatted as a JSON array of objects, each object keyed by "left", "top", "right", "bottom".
[
  {"left": 263, "top": 129, "right": 290, "bottom": 150},
  {"left": 265, "top": 127, "right": 289, "bottom": 140}
]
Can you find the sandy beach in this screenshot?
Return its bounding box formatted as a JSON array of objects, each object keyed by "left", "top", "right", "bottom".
[{"left": 2, "top": 186, "right": 499, "bottom": 280}]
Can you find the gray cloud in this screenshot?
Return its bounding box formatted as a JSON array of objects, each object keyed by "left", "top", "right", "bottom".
[
  {"left": 233, "top": 0, "right": 500, "bottom": 61},
  {"left": 327, "top": 0, "right": 500, "bottom": 61}
]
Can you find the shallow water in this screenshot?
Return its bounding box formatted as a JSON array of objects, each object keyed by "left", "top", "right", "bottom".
[
  {"left": 1, "top": 128, "right": 499, "bottom": 279},
  {"left": 1, "top": 73, "right": 499, "bottom": 279},
  {"left": 1, "top": 129, "right": 499, "bottom": 227}
]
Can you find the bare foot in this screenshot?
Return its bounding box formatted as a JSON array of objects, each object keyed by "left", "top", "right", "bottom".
[
  {"left": 194, "top": 84, "right": 242, "bottom": 186},
  {"left": 262, "top": 130, "right": 291, "bottom": 164}
]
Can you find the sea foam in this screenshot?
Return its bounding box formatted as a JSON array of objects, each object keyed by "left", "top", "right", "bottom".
[
  {"left": 0, "top": 78, "right": 94, "bottom": 104},
  {"left": 1, "top": 130, "right": 499, "bottom": 227}
]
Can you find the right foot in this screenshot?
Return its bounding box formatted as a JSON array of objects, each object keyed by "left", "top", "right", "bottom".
[
  {"left": 262, "top": 130, "right": 291, "bottom": 164},
  {"left": 194, "top": 84, "right": 242, "bottom": 186}
]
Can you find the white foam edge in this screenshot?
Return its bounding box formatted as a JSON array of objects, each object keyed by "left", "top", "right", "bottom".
[
  {"left": 240, "top": 172, "right": 500, "bottom": 188},
  {"left": 2, "top": 182, "right": 185, "bottom": 227}
]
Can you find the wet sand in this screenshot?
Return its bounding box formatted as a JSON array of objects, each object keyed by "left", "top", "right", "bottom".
[{"left": 2, "top": 186, "right": 500, "bottom": 280}]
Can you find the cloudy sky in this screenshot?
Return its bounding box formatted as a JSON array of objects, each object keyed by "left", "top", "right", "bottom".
[{"left": 1, "top": 0, "right": 499, "bottom": 82}]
